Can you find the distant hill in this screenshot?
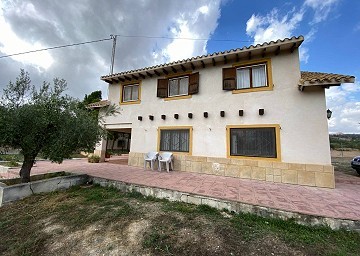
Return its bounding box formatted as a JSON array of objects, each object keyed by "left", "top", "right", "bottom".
[{"left": 330, "top": 134, "right": 360, "bottom": 150}]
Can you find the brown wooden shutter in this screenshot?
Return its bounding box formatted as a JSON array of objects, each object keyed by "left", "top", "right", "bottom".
[
  {"left": 188, "top": 72, "right": 199, "bottom": 95},
  {"left": 223, "top": 67, "right": 236, "bottom": 90},
  {"left": 157, "top": 78, "right": 168, "bottom": 98}
]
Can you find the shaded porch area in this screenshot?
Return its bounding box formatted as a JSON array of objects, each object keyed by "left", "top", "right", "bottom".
[
  {"left": 94, "top": 125, "right": 132, "bottom": 162},
  {"left": 105, "top": 129, "right": 131, "bottom": 155},
  {"left": 106, "top": 154, "right": 129, "bottom": 165}
]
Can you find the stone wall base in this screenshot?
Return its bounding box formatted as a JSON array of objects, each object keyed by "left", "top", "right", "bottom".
[{"left": 128, "top": 152, "right": 335, "bottom": 188}]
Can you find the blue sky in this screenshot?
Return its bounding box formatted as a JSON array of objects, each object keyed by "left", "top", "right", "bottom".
[
  {"left": 0, "top": 0, "right": 359, "bottom": 133},
  {"left": 208, "top": 0, "right": 360, "bottom": 77}
]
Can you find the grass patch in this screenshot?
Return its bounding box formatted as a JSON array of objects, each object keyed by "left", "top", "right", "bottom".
[
  {"left": 332, "top": 157, "right": 358, "bottom": 174},
  {"left": 196, "top": 204, "right": 222, "bottom": 216},
  {"left": 0, "top": 160, "right": 20, "bottom": 167},
  {"left": 162, "top": 201, "right": 197, "bottom": 214},
  {"left": 0, "top": 153, "right": 23, "bottom": 162},
  {"left": 0, "top": 186, "right": 359, "bottom": 256},
  {"left": 143, "top": 229, "right": 172, "bottom": 254},
  {"left": 161, "top": 200, "right": 222, "bottom": 217},
  {"left": 231, "top": 213, "right": 360, "bottom": 255}
]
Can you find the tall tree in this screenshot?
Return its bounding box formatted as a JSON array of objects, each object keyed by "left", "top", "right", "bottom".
[
  {"left": 83, "top": 90, "right": 102, "bottom": 105},
  {"left": 0, "top": 70, "right": 115, "bottom": 182},
  {"left": 79, "top": 90, "right": 103, "bottom": 117}
]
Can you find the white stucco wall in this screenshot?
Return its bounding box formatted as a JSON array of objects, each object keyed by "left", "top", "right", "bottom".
[{"left": 105, "top": 49, "right": 331, "bottom": 165}]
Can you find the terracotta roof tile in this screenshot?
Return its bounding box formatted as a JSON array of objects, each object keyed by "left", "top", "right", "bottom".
[
  {"left": 87, "top": 100, "right": 110, "bottom": 108},
  {"left": 300, "top": 71, "right": 355, "bottom": 86},
  {"left": 102, "top": 36, "right": 304, "bottom": 82}
]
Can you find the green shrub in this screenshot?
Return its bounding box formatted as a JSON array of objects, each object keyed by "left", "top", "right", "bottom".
[
  {"left": 0, "top": 154, "right": 23, "bottom": 162},
  {"left": 8, "top": 160, "right": 20, "bottom": 167},
  {"left": 329, "top": 134, "right": 360, "bottom": 150},
  {"left": 88, "top": 155, "right": 100, "bottom": 163}
]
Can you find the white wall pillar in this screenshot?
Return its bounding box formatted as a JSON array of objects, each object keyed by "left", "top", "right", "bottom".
[{"left": 94, "top": 138, "right": 107, "bottom": 162}]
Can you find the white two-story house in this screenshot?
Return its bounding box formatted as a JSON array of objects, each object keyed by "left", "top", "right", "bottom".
[{"left": 95, "top": 36, "right": 354, "bottom": 188}]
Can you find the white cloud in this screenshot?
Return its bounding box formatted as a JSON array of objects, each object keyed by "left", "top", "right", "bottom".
[
  {"left": 299, "top": 47, "right": 309, "bottom": 63},
  {"left": 326, "top": 82, "right": 360, "bottom": 133},
  {"left": 246, "top": 14, "right": 263, "bottom": 35},
  {"left": 342, "top": 83, "right": 360, "bottom": 93},
  {"left": 162, "top": 2, "right": 220, "bottom": 62},
  {"left": 304, "top": 27, "right": 317, "bottom": 43},
  {"left": 199, "top": 5, "right": 209, "bottom": 15},
  {"left": 163, "top": 19, "right": 198, "bottom": 62},
  {"left": 0, "top": 0, "right": 222, "bottom": 99},
  {"left": 246, "top": 8, "right": 304, "bottom": 43},
  {"left": 245, "top": 0, "right": 339, "bottom": 64},
  {"left": 245, "top": 7, "right": 309, "bottom": 62},
  {"left": 304, "top": 0, "right": 339, "bottom": 23},
  {"left": 0, "top": 2, "right": 54, "bottom": 69}
]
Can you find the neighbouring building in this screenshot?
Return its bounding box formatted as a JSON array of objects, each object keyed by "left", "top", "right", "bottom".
[{"left": 95, "top": 36, "right": 355, "bottom": 188}]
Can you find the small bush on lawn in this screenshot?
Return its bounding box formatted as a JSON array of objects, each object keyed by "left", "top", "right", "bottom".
[
  {"left": 88, "top": 155, "right": 100, "bottom": 163},
  {"left": 8, "top": 160, "right": 20, "bottom": 167},
  {"left": 0, "top": 154, "right": 23, "bottom": 162}
]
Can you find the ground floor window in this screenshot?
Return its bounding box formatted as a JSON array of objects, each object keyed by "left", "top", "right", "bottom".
[
  {"left": 159, "top": 127, "right": 191, "bottom": 153},
  {"left": 228, "top": 126, "right": 279, "bottom": 159}
]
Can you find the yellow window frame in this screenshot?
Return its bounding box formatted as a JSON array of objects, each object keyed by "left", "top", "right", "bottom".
[
  {"left": 120, "top": 81, "right": 141, "bottom": 105},
  {"left": 164, "top": 71, "right": 193, "bottom": 101},
  {"left": 231, "top": 58, "right": 273, "bottom": 94},
  {"left": 157, "top": 126, "right": 193, "bottom": 155},
  {"left": 226, "top": 124, "right": 281, "bottom": 161}
]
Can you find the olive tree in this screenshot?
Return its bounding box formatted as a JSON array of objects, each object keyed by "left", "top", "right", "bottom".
[{"left": 0, "top": 70, "right": 114, "bottom": 182}]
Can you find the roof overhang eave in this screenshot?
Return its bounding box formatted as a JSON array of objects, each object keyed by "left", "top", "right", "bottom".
[
  {"left": 86, "top": 100, "right": 111, "bottom": 109},
  {"left": 298, "top": 77, "right": 355, "bottom": 91},
  {"left": 298, "top": 83, "right": 341, "bottom": 91},
  {"left": 101, "top": 36, "right": 305, "bottom": 84},
  {"left": 299, "top": 77, "right": 355, "bottom": 87}
]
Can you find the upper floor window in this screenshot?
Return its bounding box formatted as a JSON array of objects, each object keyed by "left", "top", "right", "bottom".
[
  {"left": 121, "top": 83, "right": 140, "bottom": 104},
  {"left": 237, "top": 64, "right": 267, "bottom": 89},
  {"left": 157, "top": 72, "right": 199, "bottom": 99},
  {"left": 169, "top": 76, "right": 189, "bottom": 97},
  {"left": 223, "top": 59, "right": 272, "bottom": 93}
]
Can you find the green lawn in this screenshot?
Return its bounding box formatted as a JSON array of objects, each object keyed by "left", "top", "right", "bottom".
[
  {"left": 0, "top": 186, "right": 359, "bottom": 256},
  {"left": 332, "top": 157, "right": 359, "bottom": 177}
]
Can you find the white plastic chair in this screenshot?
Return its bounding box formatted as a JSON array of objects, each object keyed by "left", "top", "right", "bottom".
[
  {"left": 158, "top": 152, "right": 173, "bottom": 173},
  {"left": 144, "top": 152, "right": 158, "bottom": 170}
]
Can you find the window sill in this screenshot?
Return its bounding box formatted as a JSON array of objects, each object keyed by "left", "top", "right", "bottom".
[
  {"left": 160, "top": 151, "right": 192, "bottom": 156},
  {"left": 120, "top": 100, "right": 141, "bottom": 105},
  {"left": 232, "top": 86, "right": 273, "bottom": 94},
  {"left": 227, "top": 155, "right": 281, "bottom": 162},
  {"left": 164, "top": 95, "right": 192, "bottom": 101}
]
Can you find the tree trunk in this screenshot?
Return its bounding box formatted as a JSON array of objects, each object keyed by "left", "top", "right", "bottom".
[{"left": 19, "top": 156, "right": 35, "bottom": 183}]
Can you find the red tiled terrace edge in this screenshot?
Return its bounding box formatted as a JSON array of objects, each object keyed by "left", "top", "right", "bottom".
[{"left": 3, "top": 156, "right": 360, "bottom": 222}]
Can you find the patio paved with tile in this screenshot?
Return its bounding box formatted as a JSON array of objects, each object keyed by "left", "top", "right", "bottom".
[{"left": 3, "top": 156, "right": 360, "bottom": 221}]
